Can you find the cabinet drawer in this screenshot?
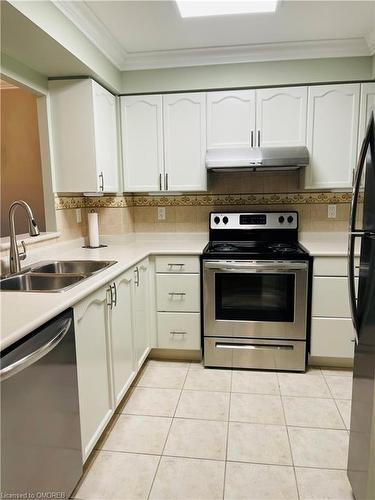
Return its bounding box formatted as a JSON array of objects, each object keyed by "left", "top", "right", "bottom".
[
  {"left": 155, "top": 255, "right": 200, "bottom": 274},
  {"left": 311, "top": 317, "right": 355, "bottom": 358},
  {"left": 156, "top": 274, "right": 200, "bottom": 312},
  {"left": 314, "top": 257, "right": 359, "bottom": 276},
  {"left": 157, "top": 312, "right": 201, "bottom": 350},
  {"left": 312, "top": 276, "right": 358, "bottom": 318}
]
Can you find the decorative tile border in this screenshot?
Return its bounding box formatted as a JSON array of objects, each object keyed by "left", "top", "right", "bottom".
[{"left": 55, "top": 191, "right": 355, "bottom": 210}]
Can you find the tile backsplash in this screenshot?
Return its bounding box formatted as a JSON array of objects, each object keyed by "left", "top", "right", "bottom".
[{"left": 51, "top": 171, "right": 358, "bottom": 237}]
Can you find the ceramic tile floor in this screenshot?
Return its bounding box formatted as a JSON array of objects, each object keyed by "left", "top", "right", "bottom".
[{"left": 73, "top": 361, "right": 355, "bottom": 500}]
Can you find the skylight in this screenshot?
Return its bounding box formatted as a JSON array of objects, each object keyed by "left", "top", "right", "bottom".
[{"left": 175, "top": 1, "right": 279, "bottom": 18}]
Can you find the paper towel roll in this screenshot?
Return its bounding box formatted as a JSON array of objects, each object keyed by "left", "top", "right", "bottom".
[{"left": 88, "top": 211, "right": 100, "bottom": 248}]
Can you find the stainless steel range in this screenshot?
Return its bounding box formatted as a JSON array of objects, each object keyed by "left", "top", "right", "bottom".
[{"left": 201, "top": 211, "right": 311, "bottom": 372}]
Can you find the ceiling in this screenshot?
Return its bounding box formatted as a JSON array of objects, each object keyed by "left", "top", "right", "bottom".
[
  {"left": 54, "top": 0, "right": 375, "bottom": 70},
  {"left": 1, "top": 2, "right": 94, "bottom": 78}
]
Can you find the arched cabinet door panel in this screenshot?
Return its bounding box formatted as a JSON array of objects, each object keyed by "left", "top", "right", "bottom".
[
  {"left": 256, "top": 86, "right": 307, "bottom": 147},
  {"left": 110, "top": 270, "right": 135, "bottom": 406},
  {"left": 74, "top": 286, "right": 113, "bottom": 461},
  {"left": 121, "top": 95, "right": 164, "bottom": 192},
  {"left": 358, "top": 82, "right": 375, "bottom": 150},
  {"left": 305, "top": 84, "right": 360, "bottom": 189},
  {"left": 163, "top": 93, "right": 207, "bottom": 191},
  {"left": 207, "top": 90, "right": 256, "bottom": 149},
  {"left": 133, "top": 258, "right": 151, "bottom": 369}
]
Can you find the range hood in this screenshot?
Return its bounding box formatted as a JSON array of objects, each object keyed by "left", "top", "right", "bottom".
[{"left": 206, "top": 146, "right": 309, "bottom": 172}]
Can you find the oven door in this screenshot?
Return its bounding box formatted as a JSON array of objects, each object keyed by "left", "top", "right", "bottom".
[{"left": 203, "top": 260, "right": 308, "bottom": 340}]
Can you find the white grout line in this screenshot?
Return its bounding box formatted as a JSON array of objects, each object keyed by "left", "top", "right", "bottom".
[
  {"left": 77, "top": 447, "right": 352, "bottom": 471},
  {"left": 277, "top": 371, "right": 301, "bottom": 500},
  {"left": 222, "top": 369, "right": 233, "bottom": 500}
]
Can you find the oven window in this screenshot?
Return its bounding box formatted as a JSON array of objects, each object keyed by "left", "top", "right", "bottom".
[{"left": 215, "top": 273, "right": 295, "bottom": 322}]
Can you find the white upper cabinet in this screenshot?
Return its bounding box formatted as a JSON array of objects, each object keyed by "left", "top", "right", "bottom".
[
  {"left": 358, "top": 82, "right": 375, "bottom": 148},
  {"left": 121, "top": 93, "right": 206, "bottom": 192},
  {"left": 49, "top": 79, "right": 120, "bottom": 193},
  {"left": 163, "top": 93, "right": 207, "bottom": 191},
  {"left": 305, "top": 84, "right": 360, "bottom": 189},
  {"left": 121, "top": 95, "right": 164, "bottom": 192},
  {"left": 256, "top": 87, "right": 307, "bottom": 147},
  {"left": 206, "top": 90, "right": 256, "bottom": 148},
  {"left": 92, "top": 81, "right": 120, "bottom": 192}
]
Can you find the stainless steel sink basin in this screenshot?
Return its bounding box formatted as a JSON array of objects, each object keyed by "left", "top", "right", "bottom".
[
  {"left": 30, "top": 260, "right": 116, "bottom": 275},
  {"left": 0, "top": 260, "right": 117, "bottom": 292},
  {"left": 0, "top": 273, "right": 86, "bottom": 292}
]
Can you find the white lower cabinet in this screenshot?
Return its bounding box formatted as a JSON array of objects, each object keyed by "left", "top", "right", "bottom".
[
  {"left": 310, "top": 256, "right": 356, "bottom": 363},
  {"left": 74, "top": 259, "right": 151, "bottom": 462},
  {"left": 156, "top": 274, "right": 200, "bottom": 312},
  {"left": 155, "top": 255, "right": 201, "bottom": 351},
  {"left": 74, "top": 286, "right": 114, "bottom": 461},
  {"left": 157, "top": 312, "right": 201, "bottom": 350},
  {"left": 110, "top": 270, "right": 135, "bottom": 406},
  {"left": 133, "top": 258, "right": 151, "bottom": 369},
  {"left": 311, "top": 318, "right": 355, "bottom": 359}
]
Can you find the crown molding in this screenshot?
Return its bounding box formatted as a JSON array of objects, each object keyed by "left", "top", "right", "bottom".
[
  {"left": 52, "top": 0, "right": 128, "bottom": 69},
  {"left": 52, "top": 1, "right": 374, "bottom": 71},
  {"left": 122, "top": 38, "right": 372, "bottom": 71}
]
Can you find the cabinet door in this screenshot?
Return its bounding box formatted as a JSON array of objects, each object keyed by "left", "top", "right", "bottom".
[
  {"left": 92, "top": 81, "right": 120, "bottom": 192},
  {"left": 256, "top": 87, "right": 307, "bottom": 147},
  {"left": 311, "top": 317, "right": 355, "bottom": 359},
  {"left": 207, "top": 90, "right": 256, "bottom": 149},
  {"left": 358, "top": 82, "right": 375, "bottom": 148},
  {"left": 110, "top": 270, "right": 135, "bottom": 406},
  {"left": 121, "top": 95, "right": 164, "bottom": 192},
  {"left": 133, "top": 258, "right": 151, "bottom": 369},
  {"left": 74, "top": 286, "right": 113, "bottom": 460},
  {"left": 49, "top": 79, "right": 98, "bottom": 192},
  {"left": 163, "top": 93, "right": 207, "bottom": 191},
  {"left": 305, "top": 84, "right": 360, "bottom": 189}
]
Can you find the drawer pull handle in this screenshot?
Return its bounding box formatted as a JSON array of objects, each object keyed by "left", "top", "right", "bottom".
[
  {"left": 170, "top": 331, "right": 187, "bottom": 335},
  {"left": 168, "top": 263, "right": 185, "bottom": 268},
  {"left": 169, "top": 292, "right": 186, "bottom": 296},
  {"left": 215, "top": 342, "right": 293, "bottom": 351}
]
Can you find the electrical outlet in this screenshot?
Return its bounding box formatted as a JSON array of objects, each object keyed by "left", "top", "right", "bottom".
[
  {"left": 75, "top": 208, "right": 82, "bottom": 223},
  {"left": 328, "top": 204, "right": 337, "bottom": 219},
  {"left": 158, "top": 207, "right": 166, "bottom": 220}
]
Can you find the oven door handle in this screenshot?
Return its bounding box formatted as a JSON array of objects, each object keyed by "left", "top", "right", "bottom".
[{"left": 204, "top": 261, "right": 308, "bottom": 272}]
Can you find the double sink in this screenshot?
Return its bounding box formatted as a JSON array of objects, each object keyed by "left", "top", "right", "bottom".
[{"left": 0, "top": 260, "right": 117, "bottom": 292}]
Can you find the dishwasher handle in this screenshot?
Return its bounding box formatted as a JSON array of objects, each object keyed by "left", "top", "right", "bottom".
[{"left": 0, "top": 318, "right": 72, "bottom": 382}]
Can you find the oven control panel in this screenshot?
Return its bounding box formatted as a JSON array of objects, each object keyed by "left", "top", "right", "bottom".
[{"left": 210, "top": 212, "right": 298, "bottom": 230}]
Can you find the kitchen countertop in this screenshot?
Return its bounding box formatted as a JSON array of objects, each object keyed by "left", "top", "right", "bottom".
[
  {"left": 300, "top": 231, "right": 360, "bottom": 257},
  {"left": 1, "top": 233, "right": 208, "bottom": 351},
  {"left": 1, "top": 230, "right": 358, "bottom": 351}
]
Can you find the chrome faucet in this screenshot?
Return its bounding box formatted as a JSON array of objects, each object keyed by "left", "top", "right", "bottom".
[{"left": 9, "top": 200, "right": 40, "bottom": 274}]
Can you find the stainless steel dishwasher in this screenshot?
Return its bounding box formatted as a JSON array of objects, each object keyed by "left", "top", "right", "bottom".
[{"left": 1, "top": 309, "right": 82, "bottom": 497}]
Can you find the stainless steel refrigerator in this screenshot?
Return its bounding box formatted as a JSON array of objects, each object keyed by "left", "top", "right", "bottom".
[{"left": 347, "top": 111, "right": 375, "bottom": 500}]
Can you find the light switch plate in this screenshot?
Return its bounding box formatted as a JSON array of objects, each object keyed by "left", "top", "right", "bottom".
[
  {"left": 328, "top": 204, "right": 337, "bottom": 219},
  {"left": 75, "top": 208, "right": 82, "bottom": 223},
  {"left": 158, "top": 207, "right": 166, "bottom": 220}
]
